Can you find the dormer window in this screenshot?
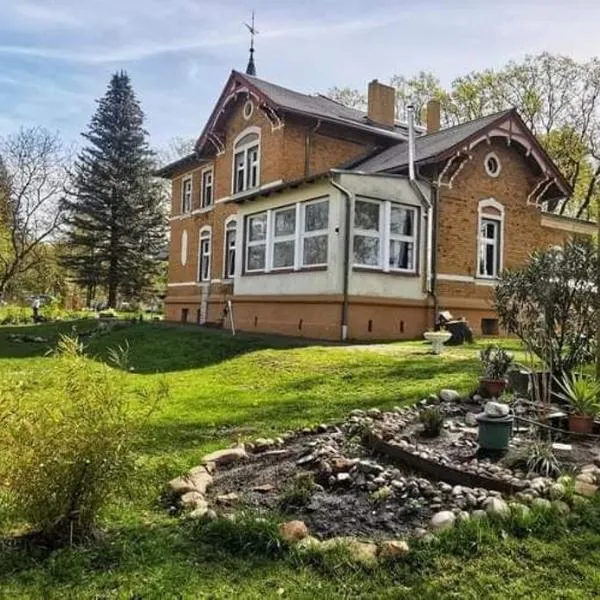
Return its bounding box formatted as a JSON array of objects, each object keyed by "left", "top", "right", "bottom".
[{"left": 232, "top": 128, "right": 260, "bottom": 193}]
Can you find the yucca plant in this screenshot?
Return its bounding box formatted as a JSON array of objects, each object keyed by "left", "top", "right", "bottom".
[{"left": 554, "top": 372, "right": 600, "bottom": 416}]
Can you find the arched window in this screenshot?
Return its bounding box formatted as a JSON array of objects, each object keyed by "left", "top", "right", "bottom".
[
  {"left": 198, "top": 226, "right": 211, "bottom": 282},
  {"left": 477, "top": 198, "right": 504, "bottom": 278},
  {"left": 180, "top": 230, "right": 188, "bottom": 266},
  {"left": 232, "top": 127, "right": 260, "bottom": 193},
  {"left": 224, "top": 217, "right": 237, "bottom": 279}
]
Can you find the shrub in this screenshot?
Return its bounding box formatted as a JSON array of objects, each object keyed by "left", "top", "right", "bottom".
[
  {"left": 495, "top": 239, "right": 598, "bottom": 375},
  {"left": 504, "top": 439, "right": 561, "bottom": 478},
  {"left": 0, "top": 335, "right": 167, "bottom": 544},
  {"left": 555, "top": 372, "right": 600, "bottom": 416},
  {"left": 480, "top": 345, "right": 514, "bottom": 380},
  {"left": 419, "top": 407, "right": 445, "bottom": 437},
  {"left": 278, "top": 471, "right": 316, "bottom": 511}
]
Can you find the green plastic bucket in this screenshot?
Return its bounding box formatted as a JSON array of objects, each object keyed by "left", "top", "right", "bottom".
[{"left": 476, "top": 413, "right": 513, "bottom": 451}]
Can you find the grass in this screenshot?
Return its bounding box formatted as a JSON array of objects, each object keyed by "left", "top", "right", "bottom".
[{"left": 0, "top": 321, "right": 597, "bottom": 598}]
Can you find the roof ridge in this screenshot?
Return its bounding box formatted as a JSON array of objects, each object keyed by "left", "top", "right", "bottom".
[{"left": 420, "top": 108, "right": 514, "bottom": 140}]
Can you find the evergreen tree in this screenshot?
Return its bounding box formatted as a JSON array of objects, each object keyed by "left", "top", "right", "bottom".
[{"left": 63, "top": 71, "right": 166, "bottom": 307}]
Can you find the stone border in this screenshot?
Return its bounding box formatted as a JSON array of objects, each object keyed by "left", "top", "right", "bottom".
[{"left": 366, "top": 432, "right": 522, "bottom": 495}]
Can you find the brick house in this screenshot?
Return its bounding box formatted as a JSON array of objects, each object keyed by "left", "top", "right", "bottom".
[{"left": 157, "top": 65, "right": 595, "bottom": 341}]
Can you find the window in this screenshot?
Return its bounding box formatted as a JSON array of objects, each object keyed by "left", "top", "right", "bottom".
[
  {"left": 181, "top": 177, "right": 192, "bottom": 213},
  {"left": 243, "top": 198, "right": 330, "bottom": 273},
  {"left": 180, "top": 230, "right": 188, "bottom": 266},
  {"left": 201, "top": 168, "right": 213, "bottom": 208},
  {"left": 479, "top": 218, "right": 500, "bottom": 277},
  {"left": 245, "top": 212, "right": 267, "bottom": 272},
  {"left": 233, "top": 129, "right": 260, "bottom": 193},
  {"left": 302, "top": 199, "right": 329, "bottom": 266},
  {"left": 243, "top": 100, "right": 254, "bottom": 120},
  {"left": 484, "top": 152, "right": 501, "bottom": 177},
  {"left": 272, "top": 206, "right": 296, "bottom": 269},
  {"left": 353, "top": 198, "right": 418, "bottom": 273},
  {"left": 481, "top": 318, "right": 499, "bottom": 336},
  {"left": 198, "top": 228, "right": 211, "bottom": 282},
  {"left": 224, "top": 219, "right": 237, "bottom": 279}
]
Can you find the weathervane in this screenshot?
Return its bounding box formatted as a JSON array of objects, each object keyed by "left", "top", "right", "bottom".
[{"left": 244, "top": 11, "right": 258, "bottom": 76}]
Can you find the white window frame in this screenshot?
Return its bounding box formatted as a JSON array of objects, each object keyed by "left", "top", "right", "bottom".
[
  {"left": 201, "top": 167, "right": 214, "bottom": 208},
  {"left": 271, "top": 205, "right": 297, "bottom": 271},
  {"left": 245, "top": 211, "right": 268, "bottom": 273},
  {"left": 388, "top": 202, "right": 418, "bottom": 274},
  {"left": 352, "top": 197, "right": 419, "bottom": 274},
  {"left": 223, "top": 216, "right": 237, "bottom": 280},
  {"left": 197, "top": 226, "right": 211, "bottom": 283},
  {"left": 484, "top": 152, "right": 502, "bottom": 178},
  {"left": 477, "top": 198, "right": 504, "bottom": 279},
  {"left": 232, "top": 127, "right": 261, "bottom": 194},
  {"left": 301, "top": 198, "right": 329, "bottom": 268},
  {"left": 181, "top": 176, "right": 192, "bottom": 214}
]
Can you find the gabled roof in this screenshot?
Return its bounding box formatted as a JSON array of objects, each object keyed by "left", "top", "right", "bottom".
[
  {"left": 194, "top": 70, "right": 420, "bottom": 156},
  {"left": 353, "top": 108, "right": 571, "bottom": 199},
  {"left": 355, "top": 110, "right": 513, "bottom": 173}
]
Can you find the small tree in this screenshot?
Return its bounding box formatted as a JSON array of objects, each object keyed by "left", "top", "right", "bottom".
[{"left": 495, "top": 238, "right": 599, "bottom": 376}]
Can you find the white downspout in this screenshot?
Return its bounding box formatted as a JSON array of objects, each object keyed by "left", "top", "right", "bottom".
[{"left": 407, "top": 104, "right": 433, "bottom": 294}]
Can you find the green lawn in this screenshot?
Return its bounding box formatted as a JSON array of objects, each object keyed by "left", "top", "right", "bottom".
[{"left": 1, "top": 322, "right": 599, "bottom": 599}]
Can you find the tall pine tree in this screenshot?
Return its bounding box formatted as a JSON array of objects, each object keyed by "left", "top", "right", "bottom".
[{"left": 63, "top": 72, "right": 165, "bottom": 307}]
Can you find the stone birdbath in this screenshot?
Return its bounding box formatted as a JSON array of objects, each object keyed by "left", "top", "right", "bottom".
[{"left": 423, "top": 330, "right": 452, "bottom": 355}]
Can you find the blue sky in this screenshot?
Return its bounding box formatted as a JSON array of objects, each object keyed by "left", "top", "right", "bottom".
[{"left": 1, "top": 0, "right": 599, "bottom": 152}]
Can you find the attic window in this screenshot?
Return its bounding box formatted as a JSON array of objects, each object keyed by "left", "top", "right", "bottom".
[
  {"left": 243, "top": 100, "right": 254, "bottom": 120},
  {"left": 484, "top": 152, "right": 501, "bottom": 178}
]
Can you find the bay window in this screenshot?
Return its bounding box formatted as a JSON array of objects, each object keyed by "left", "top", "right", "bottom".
[
  {"left": 243, "top": 198, "right": 330, "bottom": 273},
  {"left": 245, "top": 212, "right": 267, "bottom": 272},
  {"left": 233, "top": 129, "right": 260, "bottom": 193},
  {"left": 198, "top": 228, "right": 211, "bottom": 282},
  {"left": 301, "top": 199, "right": 329, "bottom": 266},
  {"left": 353, "top": 198, "right": 418, "bottom": 273}
]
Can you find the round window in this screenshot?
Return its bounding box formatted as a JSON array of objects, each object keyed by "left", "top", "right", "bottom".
[
  {"left": 484, "top": 153, "right": 501, "bottom": 177},
  {"left": 243, "top": 100, "right": 254, "bottom": 120}
]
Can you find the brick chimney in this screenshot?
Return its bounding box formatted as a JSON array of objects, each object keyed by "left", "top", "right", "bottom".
[
  {"left": 367, "top": 80, "right": 396, "bottom": 128},
  {"left": 426, "top": 99, "right": 441, "bottom": 133}
]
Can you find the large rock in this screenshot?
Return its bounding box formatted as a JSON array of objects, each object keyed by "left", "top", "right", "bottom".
[
  {"left": 439, "top": 389, "right": 460, "bottom": 402},
  {"left": 575, "top": 480, "right": 598, "bottom": 497},
  {"left": 484, "top": 402, "right": 510, "bottom": 418},
  {"left": 430, "top": 510, "right": 456, "bottom": 531},
  {"left": 484, "top": 497, "right": 510, "bottom": 517},
  {"left": 279, "top": 520, "right": 309, "bottom": 543},
  {"left": 296, "top": 536, "right": 321, "bottom": 551},
  {"left": 168, "top": 476, "right": 197, "bottom": 496},
  {"left": 532, "top": 498, "right": 552, "bottom": 510},
  {"left": 201, "top": 446, "right": 248, "bottom": 466},
  {"left": 576, "top": 472, "right": 597, "bottom": 486},
  {"left": 187, "top": 466, "right": 213, "bottom": 494},
  {"left": 181, "top": 491, "right": 207, "bottom": 510},
  {"left": 378, "top": 540, "right": 409, "bottom": 560}
]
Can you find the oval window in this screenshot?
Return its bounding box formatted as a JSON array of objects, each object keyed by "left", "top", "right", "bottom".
[
  {"left": 484, "top": 153, "right": 501, "bottom": 177},
  {"left": 243, "top": 100, "right": 254, "bottom": 120},
  {"left": 181, "top": 230, "right": 188, "bottom": 266}
]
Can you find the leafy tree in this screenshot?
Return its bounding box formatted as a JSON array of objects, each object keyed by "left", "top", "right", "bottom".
[
  {"left": 63, "top": 72, "right": 166, "bottom": 308},
  {"left": 494, "top": 239, "right": 599, "bottom": 376},
  {"left": 328, "top": 53, "right": 600, "bottom": 218},
  {"left": 0, "top": 128, "right": 68, "bottom": 299},
  {"left": 326, "top": 87, "right": 366, "bottom": 110}
]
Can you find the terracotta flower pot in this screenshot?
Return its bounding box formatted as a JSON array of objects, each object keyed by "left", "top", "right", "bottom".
[
  {"left": 479, "top": 378, "right": 507, "bottom": 398},
  {"left": 568, "top": 414, "right": 594, "bottom": 434}
]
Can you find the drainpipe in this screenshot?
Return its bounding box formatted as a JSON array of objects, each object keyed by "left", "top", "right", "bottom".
[
  {"left": 431, "top": 179, "right": 440, "bottom": 329},
  {"left": 407, "top": 104, "right": 416, "bottom": 182},
  {"left": 330, "top": 174, "right": 353, "bottom": 342}
]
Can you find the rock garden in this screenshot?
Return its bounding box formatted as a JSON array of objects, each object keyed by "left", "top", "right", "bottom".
[{"left": 164, "top": 342, "right": 600, "bottom": 562}]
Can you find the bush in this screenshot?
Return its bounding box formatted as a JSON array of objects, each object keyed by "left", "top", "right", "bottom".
[
  {"left": 278, "top": 472, "right": 316, "bottom": 511},
  {"left": 418, "top": 407, "right": 445, "bottom": 437},
  {"left": 0, "top": 335, "right": 167, "bottom": 544},
  {"left": 495, "top": 239, "right": 598, "bottom": 374},
  {"left": 480, "top": 345, "right": 514, "bottom": 379},
  {"left": 504, "top": 439, "right": 561, "bottom": 477}
]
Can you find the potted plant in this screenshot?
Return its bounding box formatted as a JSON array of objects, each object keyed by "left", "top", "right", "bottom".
[
  {"left": 555, "top": 372, "right": 600, "bottom": 433},
  {"left": 479, "top": 344, "right": 513, "bottom": 397}
]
